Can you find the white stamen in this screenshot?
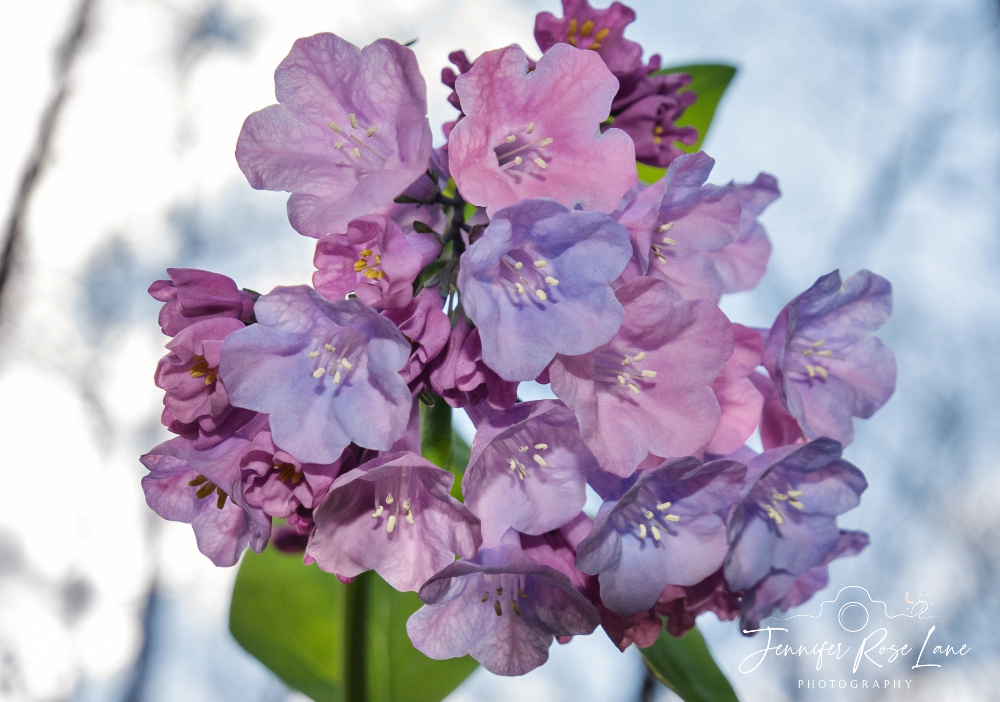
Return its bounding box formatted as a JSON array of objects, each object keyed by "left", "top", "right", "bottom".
[
  {"left": 509, "top": 458, "right": 517, "bottom": 472},
  {"left": 641, "top": 370, "right": 657, "bottom": 378},
  {"left": 533, "top": 454, "right": 548, "bottom": 467},
  {"left": 515, "top": 283, "right": 526, "bottom": 295},
  {"left": 789, "top": 500, "right": 805, "bottom": 510},
  {"left": 545, "top": 276, "right": 559, "bottom": 286},
  {"left": 334, "top": 141, "right": 345, "bottom": 149},
  {"left": 332, "top": 370, "right": 342, "bottom": 384},
  {"left": 366, "top": 125, "right": 377, "bottom": 137},
  {"left": 349, "top": 113, "right": 359, "bottom": 129},
  {"left": 325, "top": 344, "right": 335, "bottom": 352},
  {"left": 308, "top": 351, "right": 320, "bottom": 359},
  {"left": 525, "top": 122, "right": 535, "bottom": 134},
  {"left": 664, "top": 514, "right": 680, "bottom": 522},
  {"left": 662, "top": 237, "right": 677, "bottom": 246},
  {"left": 639, "top": 524, "right": 647, "bottom": 539},
  {"left": 621, "top": 356, "right": 631, "bottom": 365},
  {"left": 533, "top": 443, "right": 548, "bottom": 450},
  {"left": 506, "top": 134, "right": 516, "bottom": 143},
  {"left": 371, "top": 505, "right": 383, "bottom": 518},
  {"left": 340, "top": 358, "right": 353, "bottom": 370},
  {"left": 513, "top": 156, "right": 522, "bottom": 166},
  {"left": 656, "top": 502, "right": 672, "bottom": 511},
  {"left": 535, "top": 289, "right": 547, "bottom": 301},
  {"left": 514, "top": 261, "right": 523, "bottom": 270},
  {"left": 312, "top": 368, "right": 326, "bottom": 378},
  {"left": 533, "top": 157, "right": 547, "bottom": 169},
  {"left": 805, "top": 365, "right": 816, "bottom": 378},
  {"left": 519, "top": 445, "right": 529, "bottom": 452},
  {"left": 539, "top": 137, "right": 554, "bottom": 147},
  {"left": 816, "top": 350, "right": 834, "bottom": 357},
  {"left": 634, "top": 351, "right": 646, "bottom": 361},
  {"left": 650, "top": 525, "right": 661, "bottom": 541},
  {"left": 517, "top": 463, "right": 527, "bottom": 480},
  {"left": 385, "top": 494, "right": 394, "bottom": 504},
  {"left": 387, "top": 514, "right": 396, "bottom": 533},
  {"left": 617, "top": 375, "right": 626, "bottom": 386},
  {"left": 811, "top": 339, "right": 826, "bottom": 347},
  {"left": 352, "top": 147, "right": 361, "bottom": 158},
  {"left": 628, "top": 383, "right": 641, "bottom": 395},
  {"left": 405, "top": 511, "right": 414, "bottom": 524},
  {"left": 658, "top": 222, "right": 674, "bottom": 232},
  {"left": 533, "top": 259, "right": 547, "bottom": 268},
  {"left": 815, "top": 366, "right": 829, "bottom": 379},
  {"left": 328, "top": 122, "right": 343, "bottom": 133},
  {"left": 643, "top": 509, "right": 654, "bottom": 520}
]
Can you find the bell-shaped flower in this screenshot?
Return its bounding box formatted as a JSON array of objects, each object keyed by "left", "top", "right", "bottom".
[
  {"left": 641, "top": 153, "right": 743, "bottom": 301},
  {"left": 406, "top": 543, "right": 600, "bottom": 676},
  {"left": 457, "top": 198, "right": 632, "bottom": 381},
  {"left": 148, "top": 268, "right": 255, "bottom": 337},
  {"left": 428, "top": 318, "right": 519, "bottom": 410},
  {"left": 711, "top": 173, "right": 780, "bottom": 294},
  {"left": 305, "top": 451, "right": 481, "bottom": 592},
  {"left": 464, "top": 400, "right": 599, "bottom": 547},
  {"left": 219, "top": 286, "right": 412, "bottom": 464},
  {"left": 763, "top": 270, "right": 897, "bottom": 446},
  {"left": 575, "top": 456, "right": 745, "bottom": 616},
  {"left": 140, "top": 428, "right": 271, "bottom": 567},
  {"left": 448, "top": 44, "right": 636, "bottom": 216},
  {"left": 705, "top": 324, "right": 765, "bottom": 455},
  {"left": 748, "top": 372, "right": 807, "bottom": 450},
  {"left": 382, "top": 288, "right": 452, "bottom": 385},
  {"left": 550, "top": 277, "right": 733, "bottom": 477},
  {"left": 313, "top": 214, "right": 439, "bottom": 309},
  {"left": 533, "top": 0, "right": 643, "bottom": 77},
  {"left": 235, "top": 33, "right": 433, "bottom": 237},
  {"left": 724, "top": 439, "right": 868, "bottom": 596},
  {"left": 740, "top": 530, "right": 868, "bottom": 632}
]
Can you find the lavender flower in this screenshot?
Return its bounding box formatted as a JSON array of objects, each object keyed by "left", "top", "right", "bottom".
[
  {"left": 534, "top": 0, "right": 643, "bottom": 76},
  {"left": 712, "top": 173, "right": 780, "bottom": 294},
  {"left": 428, "top": 318, "right": 519, "bottom": 410},
  {"left": 457, "top": 198, "right": 632, "bottom": 381},
  {"left": 148, "top": 268, "right": 255, "bottom": 337},
  {"left": 236, "top": 33, "right": 433, "bottom": 236},
  {"left": 219, "top": 286, "right": 411, "bottom": 463}
]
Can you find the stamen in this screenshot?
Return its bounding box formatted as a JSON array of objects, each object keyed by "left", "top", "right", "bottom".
[
  {"left": 656, "top": 502, "right": 671, "bottom": 511},
  {"left": 352, "top": 147, "right": 361, "bottom": 158},
  {"left": 533, "top": 157, "right": 547, "bottom": 169},
  {"left": 634, "top": 351, "right": 646, "bottom": 361},
  {"left": 621, "top": 356, "right": 631, "bottom": 365},
  {"left": 816, "top": 350, "right": 834, "bottom": 357},
  {"left": 811, "top": 339, "right": 826, "bottom": 347},
  {"left": 545, "top": 276, "right": 559, "bottom": 285},
  {"left": 195, "top": 482, "right": 215, "bottom": 500},
  {"left": 340, "top": 359, "right": 353, "bottom": 370},
  {"left": 533, "top": 443, "right": 548, "bottom": 450},
  {"left": 617, "top": 375, "right": 626, "bottom": 386},
  {"left": 372, "top": 505, "right": 384, "bottom": 518},
  {"left": 815, "top": 366, "right": 829, "bottom": 379},
  {"left": 515, "top": 283, "right": 525, "bottom": 295},
  {"left": 518, "top": 589, "right": 527, "bottom": 598},
  {"left": 328, "top": 122, "right": 343, "bottom": 133},
  {"left": 539, "top": 137, "right": 554, "bottom": 147},
  {"left": 308, "top": 351, "right": 320, "bottom": 358},
  {"left": 332, "top": 370, "right": 342, "bottom": 384},
  {"left": 638, "top": 524, "right": 647, "bottom": 538},
  {"left": 313, "top": 368, "right": 326, "bottom": 378},
  {"left": 514, "top": 261, "right": 523, "bottom": 270},
  {"left": 494, "top": 600, "right": 503, "bottom": 616},
  {"left": 628, "top": 383, "right": 641, "bottom": 395},
  {"left": 773, "top": 493, "right": 788, "bottom": 501},
  {"left": 216, "top": 488, "right": 227, "bottom": 509},
  {"left": 789, "top": 500, "right": 805, "bottom": 510},
  {"left": 533, "top": 259, "right": 548, "bottom": 268},
  {"left": 506, "top": 135, "right": 516, "bottom": 143},
  {"left": 496, "top": 587, "right": 503, "bottom": 596},
  {"left": 511, "top": 601, "right": 522, "bottom": 616},
  {"left": 787, "top": 490, "right": 803, "bottom": 497},
  {"left": 662, "top": 237, "right": 677, "bottom": 246},
  {"left": 482, "top": 591, "right": 490, "bottom": 602},
  {"left": 366, "top": 126, "right": 377, "bottom": 137},
  {"left": 349, "top": 113, "right": 359, "bottom": 129},
  {"left": 325, "top": 344, "right": 335, "bottom": 352},
  {"left": 643, "top": 510, "right": 654, "bottom": 520},
  {"left": 532, "top": 454, "right": 548, "bottom": 467},
  {"left": 650, "top": 525, "right": 661, "bottom": 541},
  {"left": 658, "top": 222, "right": 674, "bottom": 232},
  {"left": 594, "top": 28, "right": 610, "bottom": 41},
  {"left": 802, "top": 349, "right": 813, "bottom": 356},
  {"left": 640, "top": 370, "right": 657, "bottom": 378},
  {"left": 387, "top": 514, "right": 396, "bottom": 533},
  {"left": 334, "top": 141, "right": 345, "bottom": 149},
  {"left": 526, "top": 122, "right": 535, "bottom": 134},
  {"left": 535, "top": 290, "right": 547, "bottom": 301},
  {"left": 517, "top": 462, "right": 527, "bottom": 480},
  {"left": 664, "top": 514, "right": 680, "bottom": 522},
  {"left": 580, "top": 19, "right": 595, "bottom": 36},
  {"left": 513, "top": 156, "right": 522, "bottom": 166},
  {"left": 519, "top": 446, "right": 529, "bottom": 452},
  {"left": 385, "top": 494, "right": 394, "bottom": 504},
  {"left": 509, "top": 458, "right": 517, "bottom": 472},
  {"left": 188, "top": 475, "right": 208, "bottom": 487},
  {"left": 805, "top": 365, "right": 816, "bottom": 378}
]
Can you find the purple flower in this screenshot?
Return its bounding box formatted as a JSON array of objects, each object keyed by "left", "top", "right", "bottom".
[
  {"left": 382, "top": 287, "right": 451, "bottom": 385},
  {"left": 575, "top": 457, "right": 745, "bottom": 616},
  {"left": 550, "top": 277, "right": 733, "bottom": 477},
  {"left": 219, "top": 286, "right": 412, "bottom": 464},
  {"left": 641, "top": 152, "right": 743, "bottom": 301},
  {"left": 724, "top": 439, "right": 868, "bottom": 599},
  {"left": 312, "top": 214, "right": 438, "bottom": 309},
  {"left": 427, "top": 318, "right": 519, "bottom": 410},
  {"left": 747, "top": 371, "right": 806, "bottom": 450},
  {"left": 305, "top": 451, "right": 481, "bottom": 592},
  {"left": 534, "top": 0, "right": 643, "bottom": 77},
  {"left": 457, "top": 198, "right": 632, "bottom": 381},
  {"left": 740, "top": 530, "right": 869, "bottom": 632},
  {"left": 763, "top": 270, "right": 897, "bottom": 446},
  {"left": 148, "top": 268, "right": 255, "bottom": 337},
  {"left": 712, "top": 174, "right": 780, "bottom": 295},
  {"left": 141, "top": 429, "right": 271, "bottom": 567},
  {"left": 610, "top": 60, "right": 698, "bottom": 168},
  {"left": 406, "top": 544, "right": 600, "bottom": 676},
  {"left": 448, "top": 44, "right": 637, "bottom": 216},
  {"left": 235, "top": 33, "right": 433, "bottom": 237},
  {"left": 705, "top": 323, "right": 765, "bottom": 456},
  {"left": 464, "top": 400, "right": 598, "bottom": 547}
]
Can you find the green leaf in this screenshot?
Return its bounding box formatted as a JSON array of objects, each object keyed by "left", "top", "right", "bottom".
[
  {"left": 640, "top": 622, "right": 739, "bottom": 702},
  {"left": 637, "top": 63, "right": 737, "bottom": 184}
]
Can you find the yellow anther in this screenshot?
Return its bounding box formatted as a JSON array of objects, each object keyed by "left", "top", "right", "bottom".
[
  {"left": 643, "top": 509, "right": 654, "bottom": 520},
  {"left": 545, "top": 276, "right": 559, "bottom": 285},
  {"left": 664, "top": 514, "right": 680, "bottom": 522},
  {"left": 387, "top": 514, "right": 396, "bottom": 533},
  {"left": 764, "top": 504, "right": 784, "bottom": 525},
  {"left": 802, "top": 348, "right": 814, "bottom": 356},
  {"left": 639, "top": 524, "right": 647, "bottom": 538},
  {"left": 621, "top": 356, "right": 631, "bottom": 365},
  {"left": 352, "top": 147, "right": 361, "bottom": 158},
  {"left": 515, "top": 283, "right": 525, "bottom": 295},
  {"left": 534, "top": 157, "right": 547, "bottom": 169},
  {"left": 653, "top": 135, "right": 663, "bottom": 145},
  {"left": 811, "top": 339, "right": 826, "bottom": 347},
  {"left": 359, "top": 248, "right": 373, "bottom": 257},
  {"left": 518, "top": 589, "right": 527, "bottom": 598},
  {"left": 535, "top": 289, "right": 548, "bottom": 301},
  {"left": 512, "top": 601, "right": 522, "bottom": 616},
  {"left": 325, "top": 344, "right": 335, "bottom": 352},
  {"left": 533, "top": 259, "right": 548, "bottom": 268},
  {"left": 313, "top": 368, "right": 326, "bottom": 378},
  {"left": 580, "top": 19, "right": 595, "bottom": 36},
  {"left": 568, "top": 18, "right": 578, "bottom": 36},
  {"left": 656, "top": 502, "right": 671, "bottom": 511},
  {"left": 641, "top": 370, "right": 657, "bottom": 378},
  {"left": 354, "top": 260, "right": 368, "bottom": 271},
  {"left": 332, "top": 370, "right": 342, "bottom": 384},
  {"left": 773, "top": 492, "right": 788, "bottom": 501},
  {"left": 372, "top": 505, "right": 383, "bottom": 518},
  {"left": 650, "top": 525, "right": 662, "bottom": 541},
  {"left": 533, "top": 443, "right": 548, "bottom": 450},
  {"left": 540, "top": 137, "right": 554, "bottom": 147},
  {"left": 308, "top": 351, "right": 320, "bottom": 359},
  {"left": 514, "top": 261, "right": 523, "bottom": 270},
  {"left": 816, "top": 350, "right": 834, "bottom": 357},
  {"left": 658, "top": 222, "right": 675, "bottom": 232},
  {"left": 594, "top": 27, "right": 610, "bottom": 41},
  {"left": 494, "top": 600, "right": 503, "bottom": 616},
  {"left": 789, "top": 500, "right": 805, "bottom": 510},
  {"left": 526, "top": 121, "right": 535, "bottom": 134},
  {"left": 805, "top": 365, "right": 816, "bottom": 378},
  {"left": 506, "top": 134, "right": 516, "bottom": 143},
  {"left": 373, "top": 254, "right": 381, "bottom": 265},
  {"left": 815, "top": 366, "right": 829, "bottom": 379},
  {"left": 513, "top": 156, "right": 523, "bottom": 166},
  {"left": 340, "top": 358, "right": 353, "bottom": 370},
  {"left": 482, "top": 591, "right": 490, "bottom": 602},
  {"left": 629, "top": 383, "right": 641, "bottom": 395},
  {"left": 366, "top": 126, "right": 377, "bottom": 137},
  {"left": 634, "top": 352, "right": 646, "bottom": 361},
  {"left": 328, "top": 122, "right": 343, "bottom": 133},
  {"left": 787, "top": 490, "right": 804, "bottom": 497},
  {"left": 349, "top": 113, "right": 359, "bottom": 129},
  {"left": 653, "top": 125, "right": 664, "bottom": 135},
  {"left": 662, "top": 237, "right": 678, "bottom": 246},
  {"left": 363, "top": 269, "right": 379, "bottom": 279},
  {"left": 334, "top": 141, "right": 345, "bottom": 149},
  {"left": 533, "top": 454, "right": 548, "bottom": 467}
]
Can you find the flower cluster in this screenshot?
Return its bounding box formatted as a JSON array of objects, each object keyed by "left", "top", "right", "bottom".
[{"left": 140, "top": 0, "right": 897, "bottom": 677}]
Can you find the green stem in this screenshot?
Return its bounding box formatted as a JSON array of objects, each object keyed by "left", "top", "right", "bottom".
[
  {"left": 420, "top": 396, "right": 453, "bottom": 470},
  {"left": 343, "top": 570, "right": 371, "bottom": 702}
]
